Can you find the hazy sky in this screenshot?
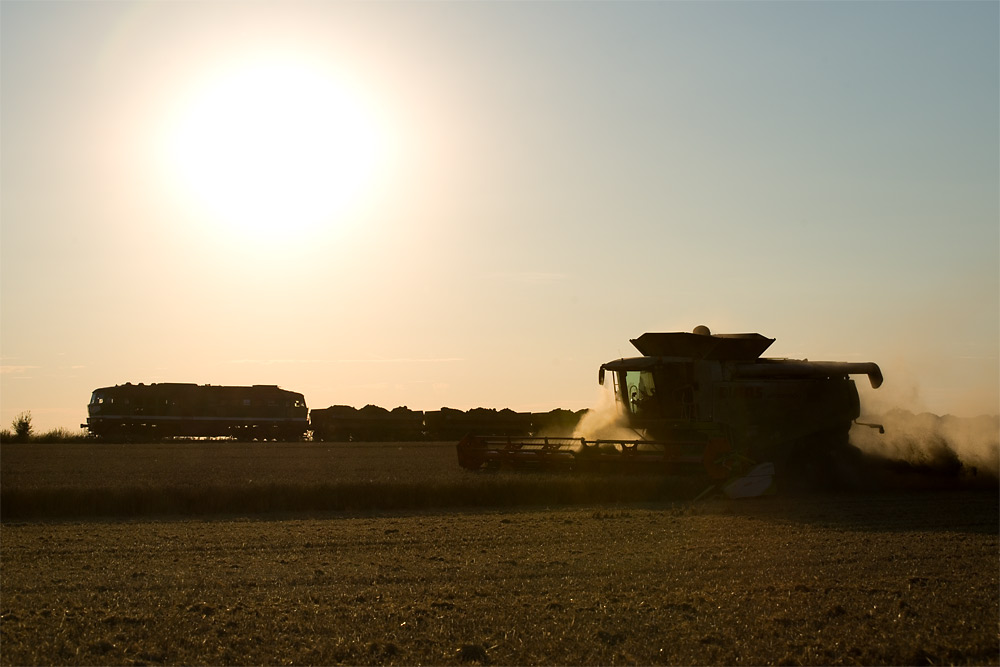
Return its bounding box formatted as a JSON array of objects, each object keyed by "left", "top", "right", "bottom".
[{"left": 2, "top": 1, "right": 998, "bottom": 431}]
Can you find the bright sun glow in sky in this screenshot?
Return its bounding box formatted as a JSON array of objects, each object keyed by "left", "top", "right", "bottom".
[
  {"left": 164, "top": 56, "right": 386, "bottom": 241},
  {"left": 1, "top": 1, "right": 997, "bottom": 431}
]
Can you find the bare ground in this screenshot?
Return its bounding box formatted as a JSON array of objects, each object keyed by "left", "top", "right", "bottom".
[{"left": 2, "top": 489, "right": 997, "bottom": 666}]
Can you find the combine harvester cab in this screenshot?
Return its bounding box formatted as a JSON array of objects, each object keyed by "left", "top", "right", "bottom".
[{"left": 458, "top": 326, "right": 883, "bottom": 493}]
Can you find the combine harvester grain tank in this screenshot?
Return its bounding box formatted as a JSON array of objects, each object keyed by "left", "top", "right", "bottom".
[{"left": 457, "top": 326, "right": 884, "bottom": 495}]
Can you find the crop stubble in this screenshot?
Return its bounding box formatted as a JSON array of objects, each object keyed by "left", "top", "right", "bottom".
[
  {"left": 0, "top": 442, "right": 710, "bottom": 518},
  {"left": 1, "top": 442, "right": 997, "bottom": 665}
]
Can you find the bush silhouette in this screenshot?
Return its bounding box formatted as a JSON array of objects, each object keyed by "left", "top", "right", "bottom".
[{"left": 12, "top": 411, "right": 32, "bottom": 441}]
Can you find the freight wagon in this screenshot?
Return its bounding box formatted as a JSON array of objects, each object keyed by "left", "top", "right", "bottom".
[
  {"left": 310, "top": 405, "right": 425, "bottom": 442},
  {"left": 309, "top": 406, "right": 586, "bottom": 441}
]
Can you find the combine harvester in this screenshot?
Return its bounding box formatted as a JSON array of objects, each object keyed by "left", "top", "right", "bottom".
[{"left": 457, "top": 326, "right": 884, "bottom": 496}]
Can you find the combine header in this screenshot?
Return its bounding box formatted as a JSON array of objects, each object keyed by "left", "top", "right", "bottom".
[{"left": 457, "top": 327, "right": 883, "bottom": 490}]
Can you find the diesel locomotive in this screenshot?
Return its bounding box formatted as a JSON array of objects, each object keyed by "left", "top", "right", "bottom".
[{"left": 83, "top": 383, "right": 308, "bottom": 440}]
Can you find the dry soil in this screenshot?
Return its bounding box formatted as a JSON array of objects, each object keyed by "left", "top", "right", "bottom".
[{"left": 2, "top": 489, "right": 997, "bottom": 665}]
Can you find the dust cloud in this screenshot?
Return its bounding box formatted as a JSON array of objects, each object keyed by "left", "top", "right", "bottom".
[
  {"left": 571, "top": 388, "right": 639, "bottom": 441},
  {"left": 823, "top": 333, "right": 999, "bottom": 485},
  {"left": 851, "top": 409, "right": 999, "bottom": 480}
]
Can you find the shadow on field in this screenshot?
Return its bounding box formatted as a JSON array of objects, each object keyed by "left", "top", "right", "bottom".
[
  {"left": 714, "top": 486, "right": 998, "bottom": 535},
  {"left": 708, "top": 452, "right": 999, "bottom": 536},
  {"left": 3, "top": 440, "right": 996, "bottom": 525},
  {"left": 0, "top": 473, "right": 713, "bottom": 521}
]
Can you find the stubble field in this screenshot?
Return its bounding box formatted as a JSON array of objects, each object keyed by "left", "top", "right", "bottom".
[{"left": 1, "top": 441, "right": 997, "bottom": 665}]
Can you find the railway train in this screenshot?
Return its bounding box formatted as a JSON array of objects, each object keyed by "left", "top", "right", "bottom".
[{"left": 82, "top": 382, "right": 584, "bottom": 441}]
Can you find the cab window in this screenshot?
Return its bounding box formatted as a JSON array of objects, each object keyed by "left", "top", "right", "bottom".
[{"left": 624, "top": 370, "right": 657, "bottom": 416}]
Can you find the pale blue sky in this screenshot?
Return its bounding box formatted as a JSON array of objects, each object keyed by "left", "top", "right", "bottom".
[{"left": 2, "top": 1, "right": 997, "bottom": 431}]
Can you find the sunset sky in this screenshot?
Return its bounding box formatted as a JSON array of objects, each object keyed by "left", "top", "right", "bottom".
[{"left": 2, "top": 1, "right": 997, "bottom": 432}]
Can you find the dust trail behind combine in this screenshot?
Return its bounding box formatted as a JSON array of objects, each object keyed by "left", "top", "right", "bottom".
[{"left": 851, "top": 409, "right": 999, "bottom": 484}]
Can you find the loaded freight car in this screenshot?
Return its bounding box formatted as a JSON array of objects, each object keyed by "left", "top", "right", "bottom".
[
  {"left": 423, "top": 408, "right": 534, "bottom": 441},
  {"left": 83, "top": 383, "right": 308, "bottom": 441},
  {"left": 311, "top": 405, "right": 425, "bottom": 442}
]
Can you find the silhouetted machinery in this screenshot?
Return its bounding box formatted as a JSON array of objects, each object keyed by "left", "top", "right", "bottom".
[
  {"left": 457, "top": 327, "right": 883, "bottom": 487},
  {"left": 83, "top": 383, "right": 308, "bottom": 440}
]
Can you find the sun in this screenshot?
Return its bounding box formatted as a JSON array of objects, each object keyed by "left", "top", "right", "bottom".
[{"left": 164, "top": 56, "right": 386, "bottom": 240}]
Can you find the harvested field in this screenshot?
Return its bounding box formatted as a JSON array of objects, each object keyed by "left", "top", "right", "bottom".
[
  {"left": 0, "top": 441, "right": 712, "bottom": 520},
  {"left": 2, "top": 440, "right": 993, "bottom": 521},
  {"left": 1, "top": 441, "right": 997, "bottom": 665},
  {"left": 2, "top": 492, "right": 998, "bottom": 665}
]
